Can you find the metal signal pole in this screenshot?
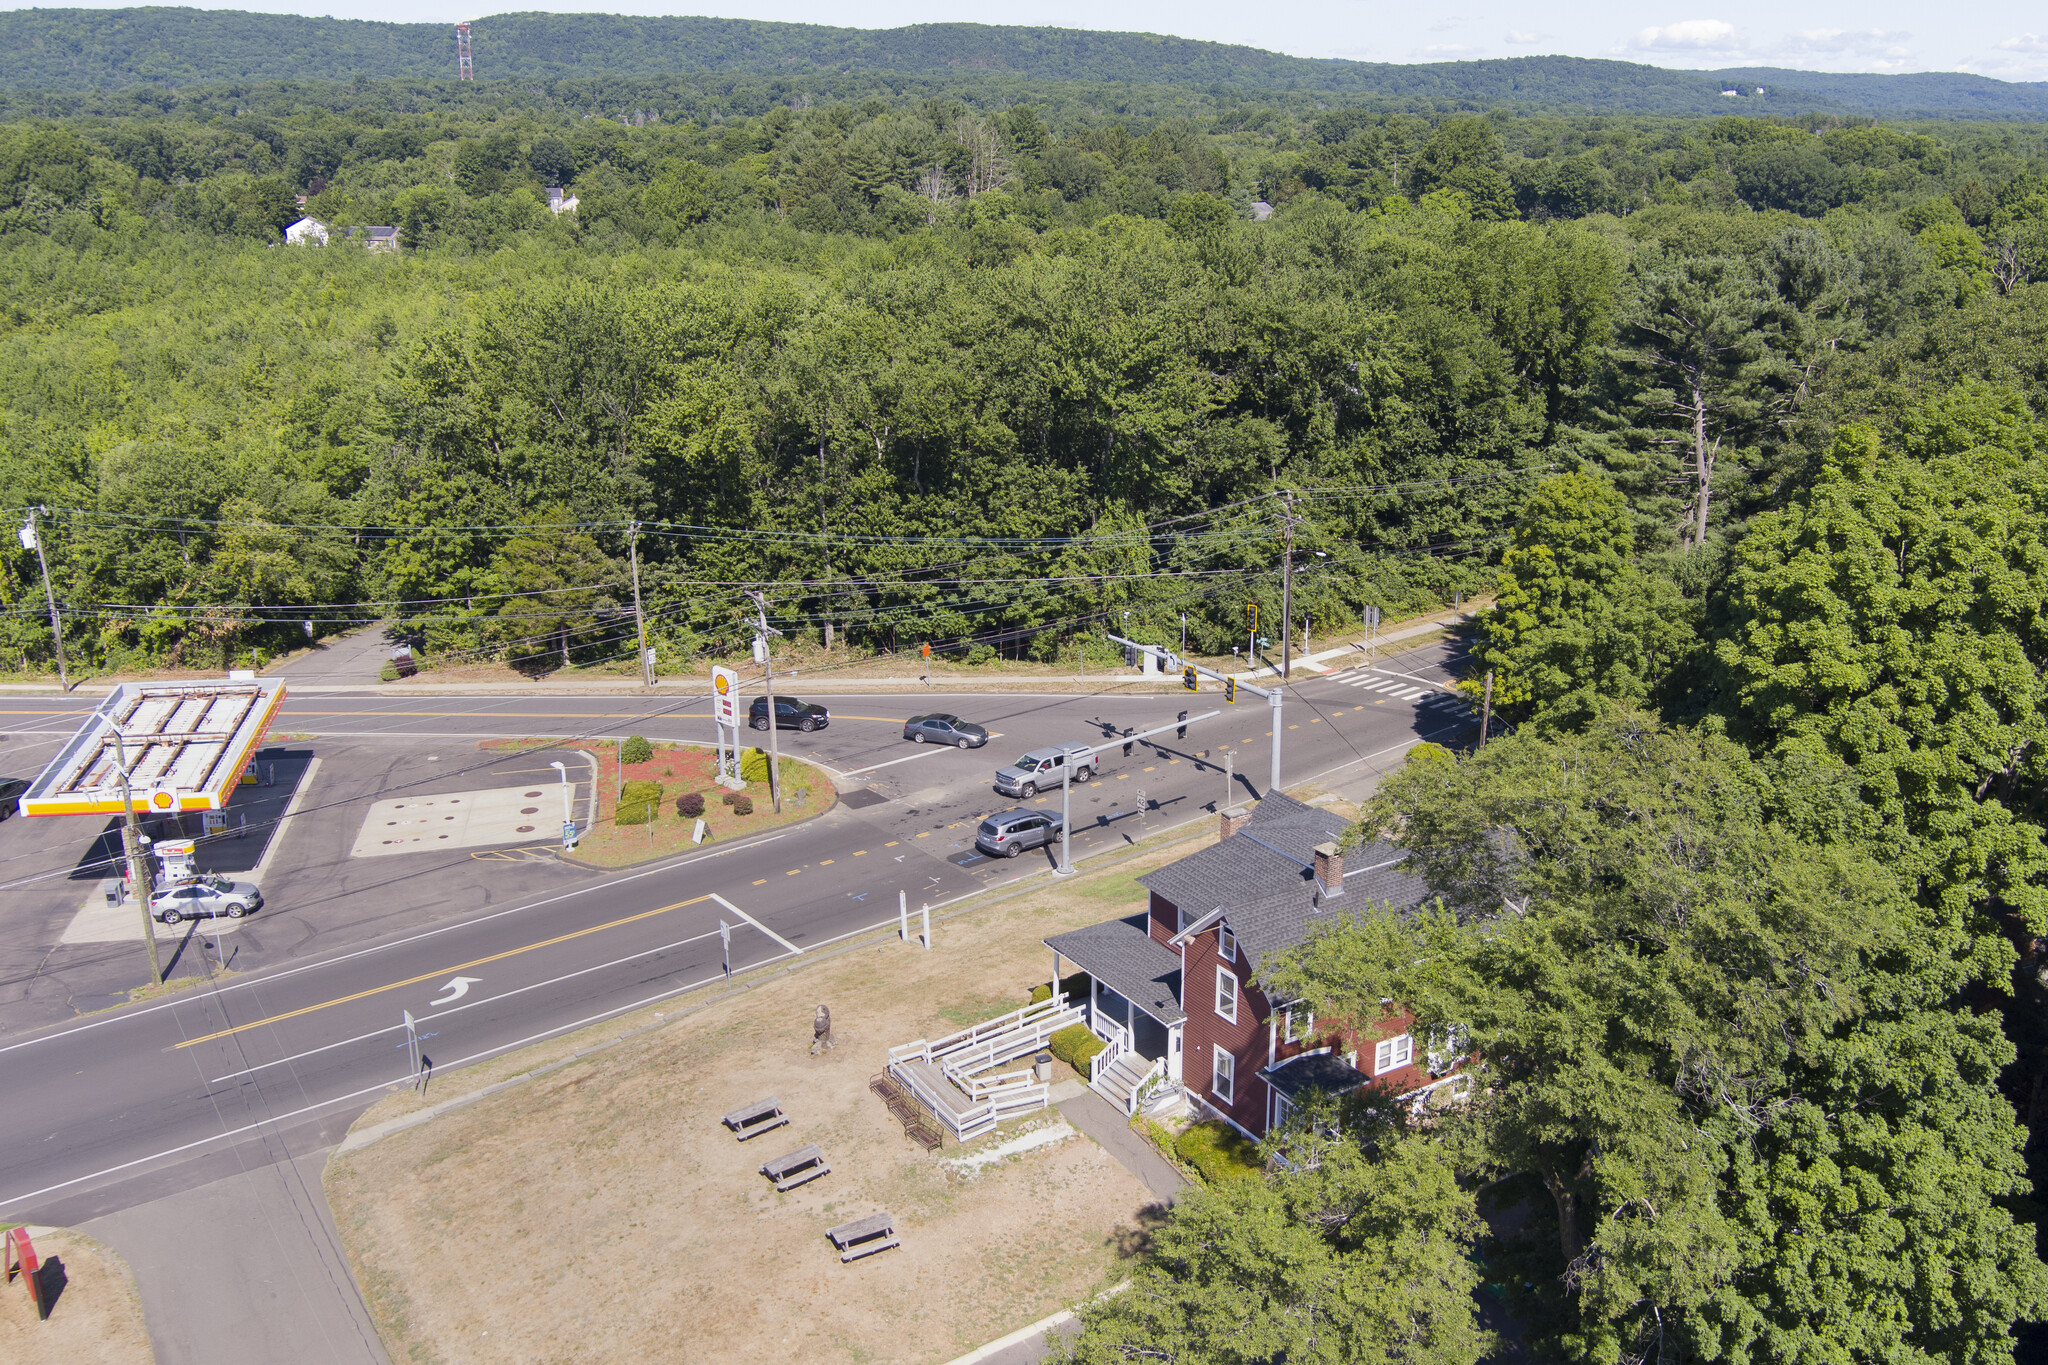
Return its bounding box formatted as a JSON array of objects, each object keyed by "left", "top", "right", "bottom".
[
  {"left": 1280, "top": 494, "right": 1295, "bottom": 681},
  {"left": 746, "top": 591, "right": 784, "bottom": 814},
  {"left": 22, "top": 508, "right": 68, "bottom": 691},
  {"left": 628, "top": 520, "right": 651, "bottom": 686}
]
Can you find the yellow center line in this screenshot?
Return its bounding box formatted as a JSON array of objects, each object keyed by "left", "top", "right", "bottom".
[{"left": 175, "top": 895, "right": 710, "bottom": 1049}]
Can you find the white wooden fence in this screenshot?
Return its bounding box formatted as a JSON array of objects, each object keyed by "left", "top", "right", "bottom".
[{"left": 888, "top": 996, "right": 1086, "bottom": 1140}]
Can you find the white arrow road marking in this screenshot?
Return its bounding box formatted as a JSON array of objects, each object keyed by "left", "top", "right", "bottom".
[{"left": 431, "top": 975, "right": 483, "bottom": 1007}]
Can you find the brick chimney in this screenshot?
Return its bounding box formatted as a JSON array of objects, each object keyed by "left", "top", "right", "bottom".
[
  {"left": 1219, "top": 805, "right": 1250, "bottom": 840},
  {"left": 1313, "top": 842, "right": 1345, "bottom": 897}
]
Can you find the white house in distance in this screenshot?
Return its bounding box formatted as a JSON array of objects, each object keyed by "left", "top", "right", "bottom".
[
  {"left": 284, "top": 217, "right": 329, "bottom": 245},
  {"left": 545, "top": 187, "right": 579, "bottom": 215}
]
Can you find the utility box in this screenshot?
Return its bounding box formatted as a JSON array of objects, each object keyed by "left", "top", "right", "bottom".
[{"left": 1035, "top": 1052, "right": 1054, "bottom": 1083}]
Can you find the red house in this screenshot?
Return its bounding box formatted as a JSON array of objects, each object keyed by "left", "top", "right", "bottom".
[{"left": 1045, "top": 792, "right": 1462, "bottom": 1138}]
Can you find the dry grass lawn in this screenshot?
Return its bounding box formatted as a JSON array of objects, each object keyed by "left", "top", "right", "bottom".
[
  {"left": 326, "top": 831, "right": 1215, "bottom": 1365},
  {"left": 0, "top": 1227, "right": 151, "bottom": 1364}
]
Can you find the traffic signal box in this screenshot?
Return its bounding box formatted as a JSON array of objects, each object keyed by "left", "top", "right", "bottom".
[
  {"left": 1225, "top": 677, "right": 1238, "bottom": 703},
  {"left": 1182, "top": 665, "right": 1198, "bottom": 692}
]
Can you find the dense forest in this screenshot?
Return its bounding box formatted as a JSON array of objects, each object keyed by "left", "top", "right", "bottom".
[
  {"left": 7, "top": 10, "right": 2048, "bottom": 119},
  {"left": 8, "top": 62, "right": 2048, "bottom": 1361}
]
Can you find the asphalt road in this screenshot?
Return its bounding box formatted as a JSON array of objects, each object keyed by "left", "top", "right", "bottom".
[{"left": 0, "top": 640, "right": 1471, "bottom": 1227}]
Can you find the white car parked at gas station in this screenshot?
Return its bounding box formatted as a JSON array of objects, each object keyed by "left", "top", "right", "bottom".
[{"left": 149, "top": 876, "right": 263, "bottom": 924}]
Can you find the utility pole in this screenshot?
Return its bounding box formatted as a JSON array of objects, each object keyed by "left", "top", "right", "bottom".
[
  {"left": 20, "top": 508, "right": 68, "bottom": 691},
  {"left": 110, "top": 733, "right": 161, "bottom": 986},
  {"left": 1280, "top": 493, "right": 1295, "bottom": 681},
  {"left": 746, "top": 591, "right": 784, "bottom": 814},
  {"left": 1480, "top": 671, "right": 1495, "bottom": 750},
  {"left": 628, "top": 520, "right": 651, "bottom": 686}
]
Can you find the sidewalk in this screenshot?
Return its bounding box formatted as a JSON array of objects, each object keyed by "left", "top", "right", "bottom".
[{"left": 0, "top": 609, "right": 1474, "bottom": 698}]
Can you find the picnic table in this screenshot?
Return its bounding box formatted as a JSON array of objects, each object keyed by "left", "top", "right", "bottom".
[
  {"left": 826, "top": 1211, "right": 899, "bottom": 1263},
  {"left": 721, "top": 1096, "right": 789, "bottom": 1141},
  {"left": 759, "top": 1143, "right": 831, "bottom": 1192}
]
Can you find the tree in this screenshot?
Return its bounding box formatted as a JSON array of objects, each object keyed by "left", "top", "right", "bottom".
[
  {"left": 1469, "top": 473, "right": 1693, "bottom": 726},
  {"left": 1266, "top": 713, "right": 2048, "bottom": 1365},
  {"left": 1715, "top": 403, "right": 2048, "bottom": 938},
  {"left": 1060, "top": 1128, "right": 1490, "bottom": 1365},
  {"left": 1406, "top": 116, "right": 1514, "bottom": 222},
  {"left": 483, "top": 509, "right": 617, "bottom": 670},
  {"left": 1615, "top": 253, "right": 1778, "bottom": 545}
]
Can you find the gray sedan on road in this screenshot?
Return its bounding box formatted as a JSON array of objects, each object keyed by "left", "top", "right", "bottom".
[{"left": 903, "top": 713, "right": 989, "bottom": 748}]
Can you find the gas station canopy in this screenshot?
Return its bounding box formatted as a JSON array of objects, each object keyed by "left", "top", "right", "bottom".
[{"left": 17, "top": 678, "right": 288, "bottom": 817}]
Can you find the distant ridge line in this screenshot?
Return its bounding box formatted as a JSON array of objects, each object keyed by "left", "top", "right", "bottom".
[{"left": 1, "top": 9, "right": 2045, "bottom": 117}]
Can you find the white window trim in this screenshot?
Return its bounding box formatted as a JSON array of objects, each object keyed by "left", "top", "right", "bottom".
[
  {"left": 1283, "top": 1003, "right": 1314, "bottom": 1044},
  {"left": 1214, "top": 965, "right": 1238, "bottom": 1023},
  {"left": 1212, "top": 1047, "right": 1235, "bottom": 1104},
  {"left": 1372, "top": 1033, "right": 1413, "bottom": 1076},
  {"left": 1218, "top": 923, "right": 1236, "bottom": 963}
]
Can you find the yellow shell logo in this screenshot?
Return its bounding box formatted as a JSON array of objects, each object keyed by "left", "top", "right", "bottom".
[
  {"left": 714, "top": 673, "right": 730, "bottom": 694},
  {"left": 150, "top": 790, "right": 175, "bottom": 810}
]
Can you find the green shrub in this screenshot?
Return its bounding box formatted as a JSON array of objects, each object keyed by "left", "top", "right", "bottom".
[
  {"left": 617, "top": 779, "right": 664, "bottom": 825},
  {"left": 741, "top": 747, "right": 771, "bottom": 782},
  {"left": 378, "top": 661, "right": 398, "bottom": 683},
  {"left": 620, "top": 735, "right": 654, "bottom": 765},
  {"left": 1048, "top": 1023, "right": 1106, "bottom": 1070},
  {"left": 1174, "top": 1120, "right": 1264, "bottom": 1184},
  {"left": 676, "top": 791, "right": 706, "bottom": 818},
  {"left": 721, "top": 791, "right": 739, "bottom": 806},
  {"left": 1029, "top": 972, "right": 1091, "bottom": 1005},
  {"left": 730, "top": 793, "right": 755, "bottom": 816}
]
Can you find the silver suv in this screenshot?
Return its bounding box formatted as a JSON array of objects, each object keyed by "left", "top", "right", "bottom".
[
  {"left": 977, "top": 809, "right": 1065, "bottom": 858},
  {"left": 994, "top": 743, "right": 1096, "bottom": 798}
]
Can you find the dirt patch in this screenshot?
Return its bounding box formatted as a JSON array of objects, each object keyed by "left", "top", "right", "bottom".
[
  {"left": 327, "top": 834, "right": 1215, "bottom": 1365},
  {"left": 0, "top": 1227, "right": 151, "bottom": 1364}
]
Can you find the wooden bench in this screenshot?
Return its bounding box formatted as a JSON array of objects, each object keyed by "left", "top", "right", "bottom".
[
  {"left": 759, "top": 1143, "right": 830, "bottom": 1192},
  {"left": 721, "top": 1097, "right": 788, "bottom": 1141},
  {"left": 826, "top": 1212, "right": 899, "bottom": 1263}
]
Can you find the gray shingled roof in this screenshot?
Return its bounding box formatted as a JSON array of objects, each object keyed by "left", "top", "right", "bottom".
[
  {"left": 1143, "top": 792, "right": 1429, "bottom": 980},
  {"left": 1044, "top": 914, "right": 1186, "bottom": 1025},
  {"left": 1263, "top": 1049, "right": 1371, "bottom": 1099}
]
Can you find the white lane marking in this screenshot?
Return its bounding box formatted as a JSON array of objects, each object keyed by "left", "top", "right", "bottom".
[
  {"left": 708, "top": 892, "right": 803, "bottom": 954},
  {"left": 1395, "top": 687, "right": 1430, "bottom": 700},
  {"left": 0, "top": 832, "right": 790, "bottom": 1058},
  {"left": 430, "top": 976, "right": 482, "bottom": 1006},
  {"left": 1364, "top": 682, "right": 1401, "bottom": 693},
  {"left": 3, "top": 962, "right": 754, "bottom": 1216},
  {"left": 207, "top": 921, "right": 755, "bottom": 1083}
]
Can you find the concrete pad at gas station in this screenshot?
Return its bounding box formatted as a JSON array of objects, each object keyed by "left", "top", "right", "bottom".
[{"left": 348, "top": 782, "right": 574, "bottom": 857}]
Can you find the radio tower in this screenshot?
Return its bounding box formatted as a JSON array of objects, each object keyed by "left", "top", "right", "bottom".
[{"left": 455, "top": 22, "right": 474, "bottom": 81}]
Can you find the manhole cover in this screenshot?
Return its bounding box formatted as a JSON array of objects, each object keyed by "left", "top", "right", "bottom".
[
  {"left": 839, "top": 788, "right": 888, "bottom": 809},
  {"left": 524, "top": 790, "right": 543, "bottom": 798},
  {"left": 516, "top": 825, "right": 535, "bottom": 833},
  {"left": 520, "top": 806, "right": 539, "bottom": 814}
]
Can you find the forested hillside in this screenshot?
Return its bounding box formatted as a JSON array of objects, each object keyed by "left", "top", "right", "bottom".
[
  {"left": 6, "top": 9, "right": 2048, "bottom": 118},
  {"left": 7, "top": 73, "right": 2048, "bottom": 1359}
]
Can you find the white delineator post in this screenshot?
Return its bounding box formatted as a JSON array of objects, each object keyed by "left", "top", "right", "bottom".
[
  {"left": 921, "top": 902, "right": 930, "bottom": 951},
  {"left": 899, "top": 890, "right": 908, "bottom": 943}
]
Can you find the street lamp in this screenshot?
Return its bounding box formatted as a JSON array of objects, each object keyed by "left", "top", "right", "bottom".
[{"left": 549, "top": 760, "right": 576, "bottom": 847}]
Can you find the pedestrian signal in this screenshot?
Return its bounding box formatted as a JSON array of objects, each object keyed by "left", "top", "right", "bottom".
[{"left": 1182, "top": 666, "right": 1198, "bottom": 692}]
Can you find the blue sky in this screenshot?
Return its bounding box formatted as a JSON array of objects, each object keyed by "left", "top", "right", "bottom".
[{"left": 20, "top": 2, "right": 2048, "bottom": 81}]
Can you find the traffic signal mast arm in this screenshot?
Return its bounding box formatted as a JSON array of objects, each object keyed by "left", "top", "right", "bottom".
[
  {"left": 1102, "top": 633, "right": 1277, "bottom": 698},
  {"left": 1052, "top": 704, "right": 1223, "bottom": 877}
]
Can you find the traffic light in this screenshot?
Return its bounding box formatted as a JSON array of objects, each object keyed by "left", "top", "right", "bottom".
[
  {"left": 1225, "top": 677, "right": 1238, "bottom": 704},
  {"left": 1176, "top": 710, "right": 1188, "bottom": 740},
  {"left": 1182, "top": 665, "right": 1198, "bottom": 692},
  {"left": 1246, "top": 603, "right": 1258, "bottom": 631}
]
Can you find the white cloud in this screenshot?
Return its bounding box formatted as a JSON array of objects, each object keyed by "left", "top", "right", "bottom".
[
  {"left": 1420, "top": 43, "right": 1482, "bottom": 56},
  {"left": 1999, "top": 34, "right": 2048, "bottom": 53},
  {"left": 1505, "top": 31, "right": 1548, "bottom": 46},
  {"left": 1773, "top": 28, "right": 1915, "bottom": 70},
  {"left": 1427, "top": 18, "right": 1467, "bottom": 33},
  {"left": 1633, "top": 18, "right": 1742, "bottom": 51}
]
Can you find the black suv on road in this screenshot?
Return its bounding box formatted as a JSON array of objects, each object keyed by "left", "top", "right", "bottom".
[{"left": 750, "top": 696, "right": 831, "bottom": 732}]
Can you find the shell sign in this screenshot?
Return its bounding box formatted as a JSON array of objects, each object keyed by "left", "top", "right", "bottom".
[{"left": 712, "top": 665, "right": 740, "bottom": 728}]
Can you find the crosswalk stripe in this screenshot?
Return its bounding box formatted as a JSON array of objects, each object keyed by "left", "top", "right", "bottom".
[{"left": 1395, "top": 687, "right": 1429, "bottom": 700}]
